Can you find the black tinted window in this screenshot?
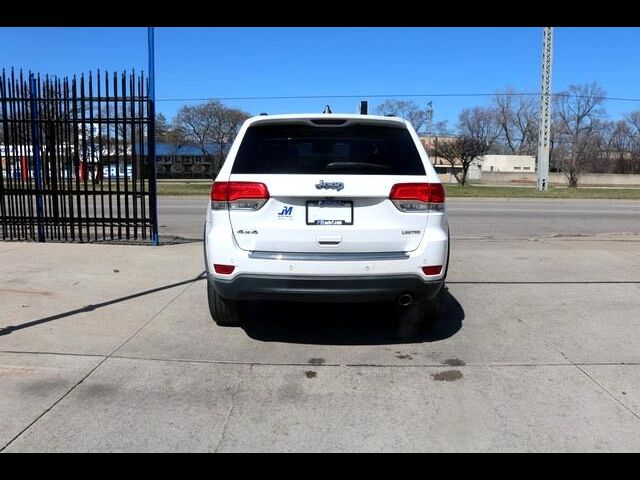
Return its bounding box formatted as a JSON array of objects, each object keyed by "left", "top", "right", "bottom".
[{"left": 232, "top": 123, "right": 426, "bottom": 175}]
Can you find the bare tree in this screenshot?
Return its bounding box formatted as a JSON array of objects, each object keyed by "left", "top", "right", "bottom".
[
  {"left": 175, "top": 101, "right": 218, "bottom": 157},
  {"left": 213, "top": 107, "right": 248, "bottom": 167},
  {"left": 175, "top": 100, "right": 250, "bottom": 174},
  {"left": 626, "top": 111, "right": 640, "bottom": 136},
  {"left": 432, "top": 136, "right": 489, "bottom": 186},
  {"left": 457, "top": 107, "right": 501, "bottom": 151},
  {"left": 627, "top": 111, "right": 640, "bottom": 174},
  {"left": 432, "top": 120, "right": 449, "bottom": 135},
  {"left": 492, "top": 88, "right": 539, "bottom": 155},
  {"left": 597, "top": 116, "right": 640, "bottom": 175},
  {"left": 155, "top": 113, "right": 170, "bottom": 142},
  {"left": 607, "top": 120, "right": 634, "bottom": 173},
  {"left": 553, "top": 83, "right": 607, "bottom": 187},
  {"left": 163, "top": 125, "right": 187, "bottom": 149},
  {"left": 154, "top": 113, "right": 189, "bottom": 152},
  {"left": 375, "top": 99, "right": 433, "bottom": 134}
]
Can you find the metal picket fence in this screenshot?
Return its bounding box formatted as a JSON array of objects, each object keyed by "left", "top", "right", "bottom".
[{"left": 0, "top": 69, "right": 157, "bottom": 243}]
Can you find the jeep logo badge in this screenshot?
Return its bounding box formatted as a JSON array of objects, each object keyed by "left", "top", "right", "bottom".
[{"left": 315, "top": 180, "right": 344, "bottom": 192}]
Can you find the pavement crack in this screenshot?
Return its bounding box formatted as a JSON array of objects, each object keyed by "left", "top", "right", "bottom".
[
  {"left": 556, "top": 350, "right": 640, "bottom": 423},
  {"left": 0, "top": 354, "right": 108, "bottom": 452},
  {"left": 4, "top": 350, "right": 640, "bottom": 369},
  {"left": 213, "top": 369, "right": 246, "bottom": 453},
  {"left": 0, "top": 350, "right": 105, "bottom": 359},
  {"left": 108, "top": 275, "right": 201, "bottom": 357},
  {"left": 0, "top": 274, "right": 202, "bottom": 452},
  {"left": 515, "top": 315, "right": 640, "bottom": 423},
  {"left": 0, "top": 245, "right": 30, "bottom": 256}
]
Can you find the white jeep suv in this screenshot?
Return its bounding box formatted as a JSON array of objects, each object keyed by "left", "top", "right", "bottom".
[{"left": 204, "top": 113, "right": 450, "bottom": 326}]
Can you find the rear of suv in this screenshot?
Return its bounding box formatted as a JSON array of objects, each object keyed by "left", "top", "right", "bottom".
[{"left": 204, "top": 113, "right": 450, "bottom": 326}]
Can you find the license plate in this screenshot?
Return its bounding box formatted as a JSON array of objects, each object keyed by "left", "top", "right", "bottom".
[{"left": 306, "top": 200, "right": 353, "bottom": 225}]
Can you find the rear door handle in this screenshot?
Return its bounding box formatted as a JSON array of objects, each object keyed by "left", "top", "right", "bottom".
[{"left": 317, "top": 236, "right": 342, "bottom": 246}]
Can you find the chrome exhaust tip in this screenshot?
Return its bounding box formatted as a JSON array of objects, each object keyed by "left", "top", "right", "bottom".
[{"left": 398, "top": 294, "right": 414, "bottom": 307}]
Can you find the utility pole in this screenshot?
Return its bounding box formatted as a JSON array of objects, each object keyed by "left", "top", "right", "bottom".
[
  {"left": 426, "top": 101, "right": 433, "bottom": 137},
  {"left": 537, "top": 27, "right": 553, "bottom": 191}
]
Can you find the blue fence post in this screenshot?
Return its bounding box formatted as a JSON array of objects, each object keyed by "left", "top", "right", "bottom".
[
  {"left": 29, "top": 73, "right": 45, "bottom": 242},
  {"left": 147, "top": 27, "right": 159, "bottom": 246}
]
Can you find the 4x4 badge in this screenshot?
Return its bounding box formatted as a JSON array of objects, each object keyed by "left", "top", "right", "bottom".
[{"left": 315, "top": 180, "right": 344, "bottom": 192}]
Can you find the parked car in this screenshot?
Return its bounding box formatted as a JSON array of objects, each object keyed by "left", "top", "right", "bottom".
[{"left": 204, "top": 113, "right": 450, "bottom": 326}]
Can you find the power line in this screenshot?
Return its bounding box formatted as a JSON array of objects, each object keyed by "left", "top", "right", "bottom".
[{"left": 156, "top": 92, "right": 640, "bottom": 103}]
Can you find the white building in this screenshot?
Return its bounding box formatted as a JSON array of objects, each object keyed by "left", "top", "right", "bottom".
[{"left": 479, "top": 154, "right": 536, "bottom": 173}]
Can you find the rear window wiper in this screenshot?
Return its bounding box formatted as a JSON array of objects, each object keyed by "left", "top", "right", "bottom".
[{"left": 325, "top": 162, "right": 391, "bottom": 172}]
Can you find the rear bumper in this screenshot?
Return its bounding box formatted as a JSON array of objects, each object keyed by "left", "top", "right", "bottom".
[{"left": 209, "top": 274, "right": 444, "bottom": 303}]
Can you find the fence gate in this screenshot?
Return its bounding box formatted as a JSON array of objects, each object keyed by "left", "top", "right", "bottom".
[{"left": 0, "top": 69, "right": 156, "bottom": 243}]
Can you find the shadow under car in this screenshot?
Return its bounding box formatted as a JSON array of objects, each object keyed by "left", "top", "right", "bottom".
[{"left": 238, "top": 286, "right": 464, "bottom": 346}]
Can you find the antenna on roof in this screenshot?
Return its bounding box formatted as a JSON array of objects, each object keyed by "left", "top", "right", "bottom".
[{"left": 323, "top": 105, "right": 332, "bottom": 114}]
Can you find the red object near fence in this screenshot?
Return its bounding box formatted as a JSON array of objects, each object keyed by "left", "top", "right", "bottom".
[
  {"left": 79, "top": 161, "right": 87, "bottom": 181},
  {"left": 21, "top": 156, "right": 28, "bottom": 181}
]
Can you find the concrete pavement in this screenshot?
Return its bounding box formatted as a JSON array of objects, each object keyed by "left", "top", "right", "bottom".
[{"left": 2, "top": 232, "right": 640, "bottom": 451}]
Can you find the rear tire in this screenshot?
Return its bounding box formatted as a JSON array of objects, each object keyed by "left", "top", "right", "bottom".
[{"left": 207, "top": 281, "right": 242, "bottom": 326}]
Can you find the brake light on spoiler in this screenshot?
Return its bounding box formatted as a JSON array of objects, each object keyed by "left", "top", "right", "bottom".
[
  {"left": 389, "top": 183, "right": 445, "bottom": 212},
  {"left": 211, "top": 181, "right": 270, "bottom": 211}
]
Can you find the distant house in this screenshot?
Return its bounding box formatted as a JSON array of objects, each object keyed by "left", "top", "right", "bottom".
[
  {"left": 419, "top": 136, "right": 537, "bottom": 182},
  {"left": 97, "top": 142, "right": 227, "bottom": 179},
  {"left": 155, "top": 143, "right": 225, "bottom": 179},
  {"left": 419, "top": 135, "right": 482, "bottom": 182},
  {"left": 479, "top": 155, "right": 536, "bottom": 173},
  {"left": 2, "top": 142, "right": 228, "bottom": 181},
  {"left": 419, "top": 135, "right": 457, "bottom": 169}
]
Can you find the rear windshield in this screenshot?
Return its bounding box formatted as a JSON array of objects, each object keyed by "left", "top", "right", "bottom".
[{"left": 231, "top": 123, "right": 426, "bottom": 175}]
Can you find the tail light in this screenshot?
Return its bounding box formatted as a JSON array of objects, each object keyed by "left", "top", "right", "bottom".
[
  {"left": 211, "top": 181, "right": 270, "bottom": 211},
  {"left": 389, "top": 183, "right": 445, "bottom": 212}
]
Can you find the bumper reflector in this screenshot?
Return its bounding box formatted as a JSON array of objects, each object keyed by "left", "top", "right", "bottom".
[
  {"left": 422, "top": 265, "right": 442, "bottom": 276},
  {"left": 214, "top": 264, "right": 235, "bottom": 275}
]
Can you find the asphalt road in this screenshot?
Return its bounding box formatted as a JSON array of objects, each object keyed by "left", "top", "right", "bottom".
[{"left": 158, "top": 196, "right": 640, "bottom": 241}]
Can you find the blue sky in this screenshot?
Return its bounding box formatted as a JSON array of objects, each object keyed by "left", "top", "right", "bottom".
[{"left": 1, "top": 27, "right": 639, "bottom": 130}]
